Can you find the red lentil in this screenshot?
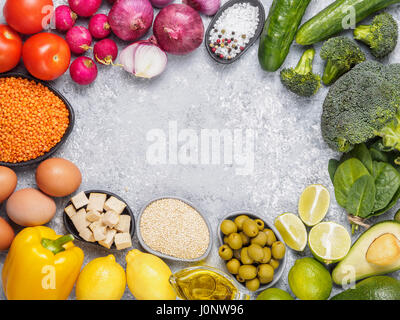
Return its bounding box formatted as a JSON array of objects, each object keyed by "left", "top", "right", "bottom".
[{"left": 0, "top": 77, "right": 69, "bottom": 163}]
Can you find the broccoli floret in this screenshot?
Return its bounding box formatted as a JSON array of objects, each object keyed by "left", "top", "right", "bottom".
[
  {"left": 320, "top": 36, "right": 366, "bottom": 85},
  {"left": 280, "top": 48, "right": 321, "bottom": 97},
  {"left": 321, "top": 61, "right": 400, "bottom": 153},
  {"left": 354, "top": 12, "right": 398, "bottom": 59}
]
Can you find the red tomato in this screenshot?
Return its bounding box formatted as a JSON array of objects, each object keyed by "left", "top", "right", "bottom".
[
  {"left": 0, "top": 25, "right": 22, "bottom": 73},
  {"left": 3, "top": 0, "right": 54, "bottom": 34},
  {"left": 22, "top": 33, "right": 71, "bottom": 81}
]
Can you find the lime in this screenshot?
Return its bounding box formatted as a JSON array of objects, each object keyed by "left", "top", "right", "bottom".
[
  {"left": 298, "top": 184, "right": 330, "bottom": 226},
  {"left": 274, "top": 213, "right": 307, "bottom": 251},
  {"left": 288, "top": 257, "right": 332, "bottom": 300},
  {"left": 256, "top": 288, "right": 294, "bottom": 300},
  {"left": 308, "top": 221, "right": 351, "bottom": 265}
]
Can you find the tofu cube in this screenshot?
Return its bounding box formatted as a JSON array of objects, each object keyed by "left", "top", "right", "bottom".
[
  {"left": 89, "top": 220, "right": 103, "bottom": 232},
  {"left": 98, "top": 228, "right": 117, "bottom": 249},
  {"left": 92, "top": 225, "right": 107, "bottom": 241},
  {"left": 70, "top": 209, "right": 89, "bottom": 232},
  {"left": 115, "top": 215, "right": 131, "bottom": 233},
  {"left": 87, "top": 193, "right": 107, "bottom": 212},
  {"left": 86, "top": 210, "right": 102, "bottom": 222},
  {"left": 64, "top": 204, "right": 77, "bottom": 219},
  {"left": 79, "top": 227, "right": 95, "bottom": 242},
  {"left": 104, "top": 196, "right": 126, "bottom": 215},
  {"left": 102, "top": 211, "right": 120, "bottom": 227},
  {"left": 114, "top": 232, "right": 132, "bottom": 250},
  {"left": 71, "top": 191, "right": 89, "bottom": 209}
]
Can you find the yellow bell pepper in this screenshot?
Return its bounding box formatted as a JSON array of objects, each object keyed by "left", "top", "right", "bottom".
[{"left": 2, "top": 226, "right": 84, "bottom": 300}]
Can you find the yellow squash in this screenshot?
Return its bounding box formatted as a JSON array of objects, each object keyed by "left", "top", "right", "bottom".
[{"left": 2, "top": 226, "right": 84, "bottom": 300}]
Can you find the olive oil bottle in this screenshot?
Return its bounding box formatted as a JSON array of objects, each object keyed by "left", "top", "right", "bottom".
[{"left": 169, "top": 266, "right": 249, "bottom": 300}]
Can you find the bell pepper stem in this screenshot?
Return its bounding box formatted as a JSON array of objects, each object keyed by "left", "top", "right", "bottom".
[{"left": 41, "top": 234, "right": 75, "bottom": 255}]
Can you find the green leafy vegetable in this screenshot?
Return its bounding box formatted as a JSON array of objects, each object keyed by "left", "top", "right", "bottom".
[
  {"left": 345, "top": 175, "right": 376, "bottom": 219},
  {"left": 372, "top": 161, "right": 400, "bottom": 212}
]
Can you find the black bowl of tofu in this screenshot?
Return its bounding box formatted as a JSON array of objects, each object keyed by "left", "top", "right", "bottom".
[{"left": 63, "top": 190, "right": 135, "bottom": 250}]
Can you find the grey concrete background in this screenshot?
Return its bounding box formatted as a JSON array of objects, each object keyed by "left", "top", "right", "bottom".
[{"left": 1, "top": 0, "right": 400, "bottom": 300}]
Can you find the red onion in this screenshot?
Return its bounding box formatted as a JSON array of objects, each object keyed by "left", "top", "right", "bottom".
[
  {"left": 153, "top": 4, "right": 204, "bottom": 55},
  {"left": 89, "top": 14, "right": 111, "bottom": 39},
  {"left": 183, "top": 0, "right": 220, "bottom": 16},
  {"left": 109, "top": 0, "right": 154, "bottom": 42},
  {"left": 70, "top": 57, "right": 98, "bottom": 85},
  {"left": 68, "top": 0, "right": 101, "bottom": 17},
  {"left": 149, "top": 0, "right": 174, "bottom": 9},
  {"left": 66, "top": 26, "right": 92, "bottom": 54},
  {"left": 93, "top": 39, "right": 118, "bottom": 65},
  {"left": 55, "top": 5, "right": 77, "bottom": 32},
  {"left": 119, "top": 37, "right": 167, "bottom": 79}
]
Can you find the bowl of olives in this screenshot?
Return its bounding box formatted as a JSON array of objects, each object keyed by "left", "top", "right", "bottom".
[{"left": 217, "top": 211, "right": 287, "bottom": 292}]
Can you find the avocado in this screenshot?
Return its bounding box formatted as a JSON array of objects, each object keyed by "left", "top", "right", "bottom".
[
  {"left": 331, "top": 276, "right": 400, "bottom": 300},
  {"left": 332, "top": 221, "right": 400, "bottom": 285}
]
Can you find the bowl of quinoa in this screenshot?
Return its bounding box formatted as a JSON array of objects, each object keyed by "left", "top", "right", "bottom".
[
  {"left": 0, "top": 73, "right": 74, "bottom": 167},
  {"left": 137, "top": 196, "right": 213, "bottom": 262}
]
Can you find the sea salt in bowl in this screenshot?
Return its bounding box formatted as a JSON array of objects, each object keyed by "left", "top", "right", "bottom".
[{"left": 137, "top": 196, "right": 213, "bottom": 263}]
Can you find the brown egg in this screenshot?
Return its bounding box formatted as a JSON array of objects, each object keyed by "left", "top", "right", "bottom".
[
  {"left": 36, "top": 158, "right": 82, "bottom": 197},
  {"left": 6, "top": 188, "right": 56, "bottom": 227},
  {"left": 0, "top": 217, "right": 14, "bottom": 250},
  {"left": 0, "top": 166, "right": 17, "bottom": 203}
]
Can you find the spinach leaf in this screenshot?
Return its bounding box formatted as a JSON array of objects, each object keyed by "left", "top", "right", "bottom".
[
  {"left": 345, "top": 175, "right": 376, "bottom": 219},
  {"left": 333, "top": 158, "right": 370, "bottom": 208},
  {"left": 372, "top": 161, "right": 400, "bottom": 212},
  {"left": 369, "top": 147, "right": 389, "bottom": 163},
  {"left": 345, "top": 143, "right": 373, "bottom": 174},
  {"left": 372, "top": 185, "right": 400, "bottom": 217},
  {"left": 328, "top": 159, "right": 340, "bottom": 183}
]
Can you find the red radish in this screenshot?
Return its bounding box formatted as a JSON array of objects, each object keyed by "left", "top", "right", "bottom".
[
  {"left": 108, "top": 0, "right": 154, "bottom": 41},
  {"left": 153, "top": 4, "right": 204, "bottom": 55},
  {"left": 149, "top": 0, "right": 174, "bottom": 9},
  {"left": 68, "top": 0, "right": 101, "bottom": 17},
  {"left": 55, "top": 5, "right": 77, "bottom": 32},
  {"left": 66, "top": 26, "right": 92, "bottom": 55},
  {"left": 93, "top": 39, "right": 118, "bottom": 65},
  {"left": 70, "top": 57, "right": 98, "bottom": 85},
  {"left": 89, "top": 14, "right": 111, "bottom": 39}
]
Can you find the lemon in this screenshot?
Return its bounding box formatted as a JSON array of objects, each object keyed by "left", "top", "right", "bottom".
[
  {"left": 256, "top": 288, "right": 294, "bottom": 300},
  {"left": 76, "top": 255, "right": 126, "bottom": 300},
  {"left": 298, "top": 184, "right": 330, "bottom": 226},
  {"left": 126, "top": 249, "right": 176, "bottom": 300},
  {"left": 308, "top": 221, "right": 351, "bottom": 265},
  {"left": 274, "top": 213, "right": 307, "bottom": 251},
  {"left": 288, "top": 257, "right": 332, "bottom": 300}
]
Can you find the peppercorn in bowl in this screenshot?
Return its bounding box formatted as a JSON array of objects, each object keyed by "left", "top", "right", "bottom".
[{"left": 0, "top": 73, "right": 75, "bottom": 167}]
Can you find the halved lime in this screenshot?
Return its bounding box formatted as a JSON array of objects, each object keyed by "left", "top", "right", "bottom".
[
  {"left": 308, "top": 222, "right": 351, "bottom": 265},
  {"left": 274, "top": 213, "right": 307, "bottom": 251},
  {"left": 298, "top": 184, "right": 330, "bottom": 226}
]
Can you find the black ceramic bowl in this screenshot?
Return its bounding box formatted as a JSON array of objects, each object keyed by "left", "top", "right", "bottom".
[
  {"left": 0, "top": 72, "right": 75, "bottom": 168},
  {"left": 63, "top": 190, "right": 135, "bottom": 250},
  {"left": 205, "top": 0, "right": 265, "bottom": 64}
]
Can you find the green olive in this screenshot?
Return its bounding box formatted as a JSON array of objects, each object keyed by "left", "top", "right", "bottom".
[
  {"left": 226, "top": 258, "right": 241, "bottom": 275},
  {"left": 258, "top": 264, "right": 274, "bottom": 284},
  {"left": 247, "top": 243, "right": 264, "bottom": 262},
  {"left": 238, "top": 265, "right": 257, "bottom": 280},
  {"left": 240, "top": 247, "right": 254, "bottom": 265},
  {"left": 220, "top": 220, "right": 237, "bottom": 235},
  {"left": 234, "top": 215, "right": 250, "bottom": 231},
  {"left": 259, "top": 247, "right": 272, "bottom": 264},
  {"left": 239, "top": 232, "right": 250, "bottom": 246},
  {"left": 246, "top": 278, "right": 260, "bottom": 292},
  {"left": 218, "top": 244, "right": 233, "bottom": 261},
  {"left": 269, "top": 258, "right": 280, "bottom": 270},
  {"left": 243, "top": 219, "right": 259, "bottom": 238},
  {"left": 263, "top": 229, "right": 277, "bottom": 246},
  {"left": 254, "top": 219, "right": 265, "bottom": 231},
  {"left": 271, "top": 241, "right": 286, "bottom": 260},
  {"left": 227, "top": 232, "right": 243, "bottom": 250},
  {"left": 250, "top": 231, "right": 267, "bottom": 247},
  {"left": 236, "top": 274, "right": 245, "bottom": 283}
]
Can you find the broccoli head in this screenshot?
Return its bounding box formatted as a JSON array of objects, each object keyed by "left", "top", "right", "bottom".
[
  {"left": 321, "top": 61, "right": 400, "bottom": 153},
  {"left": 320, "top": 36, "right": 366, "bottom": 85},
  {"left": 354, "top": 12, "right": 398, "bottom": 59},
  {"left": 280, "top": 48, "right": 321, "bottom": 97}
]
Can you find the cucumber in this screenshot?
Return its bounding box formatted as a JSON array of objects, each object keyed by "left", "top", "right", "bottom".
[
  {"left": 258, "top": 0, "right": 311, "bottom": 72},
  {"left": 296, "top": 0, "right": 400, "bottom": 45}
]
